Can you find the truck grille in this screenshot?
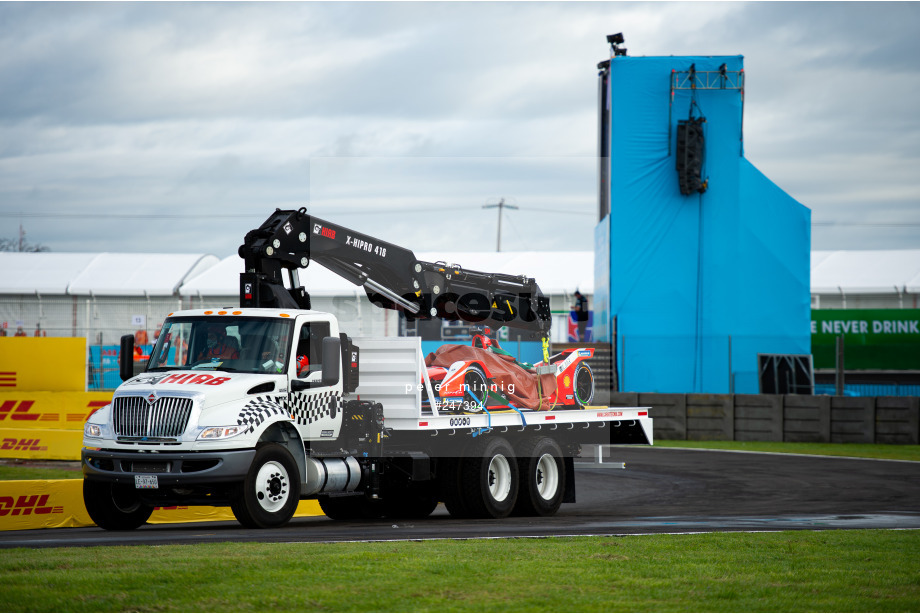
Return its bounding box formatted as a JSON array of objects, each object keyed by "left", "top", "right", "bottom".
[{"left": 113, "top": 396, "right": 193, "bottom": 440}]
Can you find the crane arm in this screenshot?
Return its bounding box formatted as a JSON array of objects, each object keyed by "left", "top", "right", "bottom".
[{"left": 238, "top": 208, "right": 552, "bottom": 337}]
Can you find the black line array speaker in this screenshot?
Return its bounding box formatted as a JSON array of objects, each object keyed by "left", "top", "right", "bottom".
[{"left": 676, "top": 117, "right": 706, "bottom": 195}]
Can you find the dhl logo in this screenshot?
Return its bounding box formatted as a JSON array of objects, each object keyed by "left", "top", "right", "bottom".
[
  {"left": 0, "top": 400, "right": 109, "bottom": 422},
  {"left": 0, "top": 372, "right": 15, "bottom": 388},
  {"left": 0, "top": 400, "right": 37, "bottom": 421},
  {"left": 0, "top": 438, "right": 47, "bottom": 451},
  {"left": 0, "top": 494, "right": 63, "bottom": 516}
]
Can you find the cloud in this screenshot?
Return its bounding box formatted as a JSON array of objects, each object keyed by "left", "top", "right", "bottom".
[{"left": 0, "top": 1, "right": 918, "bottom": 256}]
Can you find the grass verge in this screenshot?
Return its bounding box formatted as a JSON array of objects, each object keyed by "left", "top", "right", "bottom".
[
  {"left": 652, "top": 440, "right": 920, "bottom": 461},
  {"left": 0, "top": 462, "right": 81, "bottom": 481},
  {"left": 0, "top": 530, "right": 918, "bottom": 612}
]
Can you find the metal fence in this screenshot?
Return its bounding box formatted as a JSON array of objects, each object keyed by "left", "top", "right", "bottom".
[
  {"left": 814, "top": 383, "right": 920, "bottom": 398},
  {"left": 2, "top": 293, "right": 398, "bottom": 391}
]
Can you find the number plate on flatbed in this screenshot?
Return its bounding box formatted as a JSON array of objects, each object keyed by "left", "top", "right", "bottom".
[{"left": 135, "top": 475, "right": 158, "bottom": 489}]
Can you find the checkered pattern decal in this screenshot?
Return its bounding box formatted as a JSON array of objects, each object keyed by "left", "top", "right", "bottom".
[
  {"left": 288, "top": 389, "right": 341, "bottom": 427},
  {"left": 236, "top": 392, "right": 342, "bottom": 434},
  {"left": 237, "top": 396, "right": 288, "bottom": 434}
]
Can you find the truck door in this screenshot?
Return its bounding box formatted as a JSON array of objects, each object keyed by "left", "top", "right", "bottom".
[{"left": 288, "top": 319, "right": 344, "bottom": 441}]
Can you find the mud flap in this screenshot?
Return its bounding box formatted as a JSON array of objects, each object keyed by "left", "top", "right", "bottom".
[{"left": 562, "top": 456, "right": 576, "bottom": 503}]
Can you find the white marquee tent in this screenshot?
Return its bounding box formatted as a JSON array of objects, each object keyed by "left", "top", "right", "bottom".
[
  {"left": 2, "top": 249, "right": 918, "bottom": 340},
  {"left": 810, "top": 249, "right": 920, "bottom": 308},
  {"left": 0, "top": 252, "right": 218, "bottom": 340}
]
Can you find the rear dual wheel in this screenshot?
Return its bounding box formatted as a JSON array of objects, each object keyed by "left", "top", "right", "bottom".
[
  {"left": 382, "top": 481, "right": 439, "bottom": 519},
  {"left": 513, "top": 437, "right": 565, "bottom": 516},
  {"left": 319, "top": 487, "right": 437, "bottom": 521},
  {"left": 442, "top": 436, "right": 519, "bottom": 519},
  {"left": 317, "top": 494, "right": 384, "bottom": 520}
]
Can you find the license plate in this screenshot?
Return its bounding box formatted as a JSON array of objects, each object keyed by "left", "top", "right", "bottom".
[{"left": 135, "top": 475, "right": 158, "bottom": 489}]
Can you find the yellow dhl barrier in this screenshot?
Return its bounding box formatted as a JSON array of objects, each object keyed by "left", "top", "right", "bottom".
[
  {"left": 0, "top": 391, "right": 112, "bottom": 461},
  {"left": 0, "top": 391, "right": 111, "bottom": 429},
  {"left": 0, "top": 479, "right": 323, "bottom": 531},
  {"left": 0, "top": 338, "right": 87, "bottom": 392},
  {"left": 0, "top": 428, "right": 82, "bottom": 461}
]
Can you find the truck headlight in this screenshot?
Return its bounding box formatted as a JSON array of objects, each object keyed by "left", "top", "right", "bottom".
[
  {"left": 84, "top": 424, "right": 102, "bottom": 438},
  {"left": 198, "top": 426, "right": 243, "bottom": 440}
]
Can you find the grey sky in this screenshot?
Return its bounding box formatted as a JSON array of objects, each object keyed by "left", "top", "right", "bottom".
[{"left": 1, "top": 2, "right": 918, "bottom": 256}]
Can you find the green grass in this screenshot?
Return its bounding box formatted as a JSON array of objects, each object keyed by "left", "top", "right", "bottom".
[
  {"left": 0, "top": 531, "right": 918, "bottom": 612},
  {"left": 653, "top": 440, "right": 920, "bottom": 461},
  {"left": 0, "top": 463, "right": 81, "bottom": 481}
]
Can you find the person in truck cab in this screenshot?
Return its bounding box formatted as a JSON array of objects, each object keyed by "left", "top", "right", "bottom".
[
  {"left": 296, "top": 353, "right": 310, "bottom": 377},
  {"left": 197, "top": 324, "right": 239, "bottom": 361}
]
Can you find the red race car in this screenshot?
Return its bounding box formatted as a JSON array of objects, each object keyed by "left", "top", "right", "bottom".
[{"left": 422, "top": 331, "right": 595, "bottom": 413}]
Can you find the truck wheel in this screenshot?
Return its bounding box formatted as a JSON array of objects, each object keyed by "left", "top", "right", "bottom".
[
  {"left": 573, "top": 363, "right": 595, "bottom": 407},
  {"left": 457, "top": 436, "right": 519, "bottom": 518},
  {"left": 83, "top": 480, "right": 153, "bottom": 531},
  {"left": 383, "top": 483, "right": 439, "bottom": 519},
  {"left": 439, "top": 457, "right": 468, "bottom": 518},
  {"left": 318, "top": 495, "right": 384, "bottom": 520},
  {"left": 513, "top": 437, "right": 565, "bottom": 516},
  {"left": 231, "top": 443, "right": 301, "bottom": 529}
]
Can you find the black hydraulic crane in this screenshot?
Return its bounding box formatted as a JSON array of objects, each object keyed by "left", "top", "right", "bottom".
[{"left": 238, "top": 208, "right": 552, "bottom": 339}]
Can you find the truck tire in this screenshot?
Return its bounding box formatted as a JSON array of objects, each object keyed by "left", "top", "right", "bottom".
[
  {"left": 83, "top": 480, "right": 153, "bottom": 531},
  {"left": 318, "top": 495, "right": 384, "bottom": 520},
  {"left": 455, "top": 436, "right": 519, "bottom": 519},
  {"left": 439, "top": 457, "right": 468, "bottom": 518},
  {"left": 573, "top": 363, "right": 595, "bottom": 407},
  {"left": 230, "top": 443, "right": 301, "bottom": 529},
  {"left": 513, "top": 437, "right": 565, "bottom": 516},
  {"left": 383, "top": 483, "right": 439, "bottom": 519}
]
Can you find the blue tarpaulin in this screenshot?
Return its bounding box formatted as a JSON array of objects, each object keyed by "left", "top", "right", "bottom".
[
  {"left": 595, "top": 55, "right": 811, "bottom": 393},
  {"left": 88, "top": 344, "right": 152, "bottom": 390}
]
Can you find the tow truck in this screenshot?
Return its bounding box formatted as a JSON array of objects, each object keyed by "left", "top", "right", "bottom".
[{"left": 81, "top": 208, "right": 652, "bottom": 529}]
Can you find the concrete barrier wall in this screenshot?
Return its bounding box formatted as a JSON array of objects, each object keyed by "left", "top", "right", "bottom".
[
  {"left": 784, "top": 395, "right": 831, "bottom": 443},
  {"left": 735, "top": 394, "right": 783, "bottom": 442},
  {"left": 610, "top": 393, "right": 919, "bottom": 444},
  {"left": 876, "top": 397, "right": 920, "bottom": 445}
]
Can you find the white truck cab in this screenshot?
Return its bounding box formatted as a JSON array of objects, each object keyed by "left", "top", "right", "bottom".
[{"left": 83, "top": 308, "right": 363, "bottom": 529}]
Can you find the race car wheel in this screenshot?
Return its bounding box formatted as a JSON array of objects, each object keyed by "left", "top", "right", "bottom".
[
  {"left": 573, "top": 362, "right": 595, "bottom": 407},
  {"left": 462, "top": 366, "right": 489, "bottom": 412},
  {"left": 231, "top": 443, "right": 301, "bottom": 529},
  {"left": 83, "top": 481, "right": 154, "bottom": 530},
  {"left": 453, "top": 436, "right": 519, "bottom": 518},
  {"left": 513, "top": 437, "right": 565, "bottom": 517}
]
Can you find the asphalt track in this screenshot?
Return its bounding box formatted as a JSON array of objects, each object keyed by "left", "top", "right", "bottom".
[{"left": 3, "top": 447, "right": 919, "bottom": 549}]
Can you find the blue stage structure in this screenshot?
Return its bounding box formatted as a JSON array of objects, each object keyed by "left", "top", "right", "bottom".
[{"left": 594, "top": 53, "right": 811, "bottom": 394}]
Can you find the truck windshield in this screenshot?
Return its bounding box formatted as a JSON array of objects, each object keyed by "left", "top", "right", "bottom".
[{"left": 147, "top": 317, "right": 294, "bottom": 374}]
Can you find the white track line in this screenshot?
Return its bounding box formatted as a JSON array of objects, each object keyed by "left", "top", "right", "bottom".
[
  {"left": 287, "top": 527, "right": 920, "bottom": 546},
  {"left": 623, "top": 446, "right": 920, "bottom": 464}
]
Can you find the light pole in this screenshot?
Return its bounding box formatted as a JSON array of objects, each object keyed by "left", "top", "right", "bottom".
[{"left": 482, "top": 197, "right": 518, "bottom": 252}]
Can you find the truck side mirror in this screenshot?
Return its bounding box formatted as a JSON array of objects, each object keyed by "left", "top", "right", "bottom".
[
  {"left": 119, "top": 334, "right": 135, "bottom": 383},
  {"left": 321, "top": 336, "right": 341, "bottom": 386}
]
